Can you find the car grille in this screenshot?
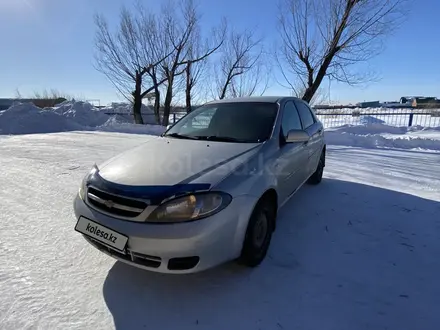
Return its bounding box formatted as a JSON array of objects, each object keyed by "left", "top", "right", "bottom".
[
  {"left": 86, "top": 186, "right": 148, "bottom": 218},
  {"left": 85, "top": 236, "right": 161, "bottom": 268}
]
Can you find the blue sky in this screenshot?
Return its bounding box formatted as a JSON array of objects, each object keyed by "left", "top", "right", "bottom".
[{"left": 0, "top": 0, "right": 439, "bottom": 105}]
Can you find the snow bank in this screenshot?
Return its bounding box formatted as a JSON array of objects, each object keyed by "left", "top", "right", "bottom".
[
  {"left": 99, "top": 102, "right": 138, "bottom": 114},
  {"left": 359, "top": 115, "right": 386, "bottom": 125},
  {"left": 326, "top": 123, "right": 440, "bottom": 151},
  {"left": 0, "top": 103, "right": 84, "bottom": 135},
  {"left": 0, "top": 101, "right": 163, "bottom": 135},
  {"left": 98, "top": 116, "right": 166, "bottom": 135},
  {"left": 100, "top": 102, "right": 157, "bottom": 125},
  {"left": 51, "top": 100, "right": 110, "bottom": 127}
]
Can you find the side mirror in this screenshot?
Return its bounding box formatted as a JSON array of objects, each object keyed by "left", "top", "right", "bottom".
[
  {"left": 166, "top": 124, "right": 172, "bottom": 130},
  {"left": 285, "top": 129, "right": 309, "bottom": 143}
]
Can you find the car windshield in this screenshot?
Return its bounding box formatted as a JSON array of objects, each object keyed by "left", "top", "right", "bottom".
[{"left": 164, "top": 102, "right": 278, "bottom": 143}]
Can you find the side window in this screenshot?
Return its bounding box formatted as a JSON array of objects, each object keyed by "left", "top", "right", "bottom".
[
  {"left": 281, "top": 101, "right": 302, "bottom": 137},
  {"left": 294, "top": 101, "right": 315, "bottom": 129},
  {"left": 305, "top": 102, "right": 318, "bottom": 121}
]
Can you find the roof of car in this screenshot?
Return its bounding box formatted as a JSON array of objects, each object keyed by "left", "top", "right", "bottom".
[{"left": 205, "top": 96, "right": 301, "bottom": 104}]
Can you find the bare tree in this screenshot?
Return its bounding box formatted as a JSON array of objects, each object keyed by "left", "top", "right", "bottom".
[
  {"left": 14, "top": 88, "right": 22, "bottom": 99},
  {"left": 184, "top": 28, "right": 210, "bottom": 113},
  {"left": 183, "top": 19, "right": 228, "bottom": 113},
  {"left": 277, "top": 0, "right": 407, "bottom": 103},
  {"left": 291, "top": 83, "right": 327, "bottom": 106},
  {"left": 160, "top": 0, "right": 225, "bottom": 126},
  {"left": 31, "top": 89, "right": 75, "bottom": 101},
  {"left": 229, "top": 55, "right": 270, "bottom": 98},
  {"left": 145, "top": 65, "right": 163, "bottom": 124},
  {"left": 136, "top": 3, "right": 171, "bottom": 124},
  {"left": 213, "top": 28, "right": 265, "bottom": 100},
  {"left": 94, "top": 3, "right": 172, "bottom": 124},
  {"left": 14, "top": 88, "right": 77, "bottom": 101}
]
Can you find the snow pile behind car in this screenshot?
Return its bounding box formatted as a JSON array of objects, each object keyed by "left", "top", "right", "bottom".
[
  {"left": 51, "top": 100, "right": 110, "bottom": 127},
  {"left": 0, "top": 100, "right": 164, "bottom": 135},
  {"left": 0, "top": 102, "right": 85, "bottom": 135},
  {"left": 99, "top": 102, "right": 157, "bottom": 124},
  {"left": 325, "top": 123, "right": 440, "bottom": 151}
]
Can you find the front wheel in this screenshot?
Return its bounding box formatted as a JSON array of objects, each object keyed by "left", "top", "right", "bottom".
[
  {"left": 238, "top": 198, "right": 275, "bottom": 267},
  {"left": 307, "top": 149, "right": 325, "bottom": 185}
]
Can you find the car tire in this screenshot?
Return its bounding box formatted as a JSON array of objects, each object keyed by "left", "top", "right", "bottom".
[
  {"left": 238, "top": 197, "right": 276, "bottom": 267},
  {"left": 307, "top": 149, "right": 325, "bottom": 185}
]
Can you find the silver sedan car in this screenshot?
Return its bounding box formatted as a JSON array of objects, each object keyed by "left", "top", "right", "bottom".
[{"left": 73, "top": 96, "right": 326, "bottom": 273}]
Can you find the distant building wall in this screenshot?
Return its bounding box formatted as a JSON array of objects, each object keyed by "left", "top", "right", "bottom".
[
  {"left": 358, "top": 101, "right": 381, "bottom": 108},
  {"left": 411, "top": 97, "right": 440, "bottom": 108}
]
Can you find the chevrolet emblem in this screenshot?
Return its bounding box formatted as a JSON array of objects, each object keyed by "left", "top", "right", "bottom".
[{"left": 104, "top": 200, "right": 114, "bottom": 208}]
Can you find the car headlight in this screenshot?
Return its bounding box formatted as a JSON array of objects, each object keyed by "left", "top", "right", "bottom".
[
  {"left": 78, "top": 165, "right": 99, "bottom": 200},
  {"left": 147, "top": 192, "right": 232, "bottom": 223}
]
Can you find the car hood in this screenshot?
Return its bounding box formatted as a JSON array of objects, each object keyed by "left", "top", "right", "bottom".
[{"left": 96, "top": 136, "right": 261, "bottom": 189}]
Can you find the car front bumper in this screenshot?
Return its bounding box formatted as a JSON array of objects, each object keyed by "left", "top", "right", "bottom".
[{"left": 73, "top": 193, "right": 256, "bottom": 274}]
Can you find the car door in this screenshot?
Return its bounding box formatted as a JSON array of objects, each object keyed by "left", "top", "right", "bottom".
[
  {"left": 276, "top": 101, "right": 309, "bottom": 203},
  {"left": 294, "top": 100, "right": 323, "bottom": 177}
]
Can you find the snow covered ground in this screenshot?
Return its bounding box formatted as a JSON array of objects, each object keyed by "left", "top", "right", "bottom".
[{"left": 1, "top": 130, "right": 440, "bottom": 330}]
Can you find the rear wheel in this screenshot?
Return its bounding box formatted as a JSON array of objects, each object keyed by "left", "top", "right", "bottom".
[
  {"left": 307, "top": 149, "right": 325, "bottom": 185},
  {"left": 238, "top": 198, "right": 276, "bottom": 267}
]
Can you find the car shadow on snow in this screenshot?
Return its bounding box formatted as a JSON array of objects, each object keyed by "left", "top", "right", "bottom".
[{"left": 103, "top": 178, "right": 440, "bottom": 330}]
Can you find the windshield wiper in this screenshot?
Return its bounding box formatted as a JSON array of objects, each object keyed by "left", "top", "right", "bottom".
[
  {"left": 164, "top": 133, "right": 199, "bottom": 140},
  {"left": 193, "top": 135, "right": 249, "bottom": 143}
]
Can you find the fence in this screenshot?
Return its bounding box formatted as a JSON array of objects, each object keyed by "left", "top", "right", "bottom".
[
  {"left": 109, "top": 107, "right": 440, "bottom": 129},
  {"left": 314, "top": 108, "right": 440, "bottom": 128},
  {"left": 167, "top": 108, "right": 440, "bottom": 129}
]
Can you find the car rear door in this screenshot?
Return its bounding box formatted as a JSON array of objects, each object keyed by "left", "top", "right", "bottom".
[
  {"left": 294, "top": 100, "right": 323, "bottom": 177},
  {"left": 275, "top": 101, "right": 309, "bottom": 202}
]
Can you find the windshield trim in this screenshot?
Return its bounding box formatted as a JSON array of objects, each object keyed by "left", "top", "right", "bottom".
[{"left": 268, "top": 101, "right": 281, "bottom": 141}]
